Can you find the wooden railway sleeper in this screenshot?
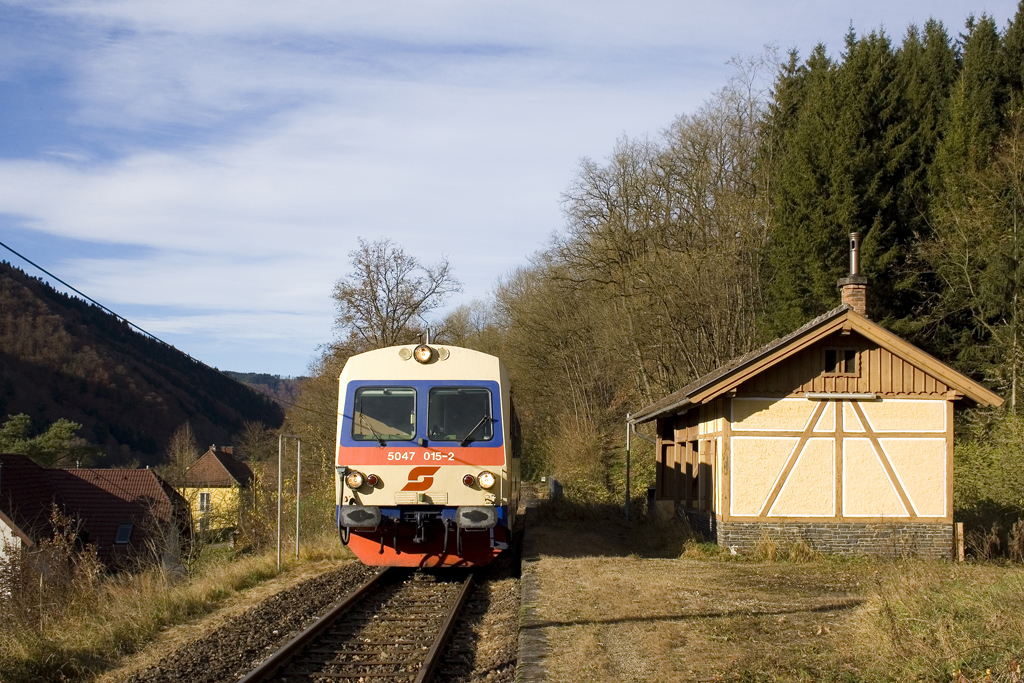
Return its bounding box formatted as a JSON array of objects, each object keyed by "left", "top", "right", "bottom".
[{"left": 236, "top": 568, "right": 395, "bottom": 683}]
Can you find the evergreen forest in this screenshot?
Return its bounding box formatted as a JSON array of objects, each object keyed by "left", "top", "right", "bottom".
[{"left": 289, "top": 5, "right": 1024, "bottom": 538}]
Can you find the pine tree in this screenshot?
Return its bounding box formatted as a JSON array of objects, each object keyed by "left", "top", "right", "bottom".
[
  {"left": 764, "top": 29, "right": 927, "bottom": 335},
  {"left": 936, "top": 15, "right": 1007, "bottom": 183}
]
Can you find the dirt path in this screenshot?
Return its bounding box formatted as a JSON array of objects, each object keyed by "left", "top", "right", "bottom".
[{"left": 529, "top": 528, "right": 870, "bottom": 682}]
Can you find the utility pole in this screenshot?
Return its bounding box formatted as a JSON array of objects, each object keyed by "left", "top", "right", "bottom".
[{"left": 625, "top": 414, "right": 631, "bottom": 522}]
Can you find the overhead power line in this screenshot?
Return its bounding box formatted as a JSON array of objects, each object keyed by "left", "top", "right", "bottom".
[
  {"left": 0, "top": 238, "right": 181, "bottom": 351},
  {"left": 0, "top": 239, "right": 335, "bottom": 418}
]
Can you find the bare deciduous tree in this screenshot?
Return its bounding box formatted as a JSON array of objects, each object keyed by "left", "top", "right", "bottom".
[
  {"left": 158, "top": 422, "right": 200, "bottom": 488},
  {"left": 332, "top": 237, "right": 461, "bottom": 350}
]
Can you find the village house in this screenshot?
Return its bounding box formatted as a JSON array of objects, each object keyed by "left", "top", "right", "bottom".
[
  {"left": 181, "top": 445, "right": 253, "bottom": 535},
  {"left": 630, "top": 234, "right": 1003, "bottom": 557},
  {"left": 0, "top": 453, "right": 191, "bottom": 570}
]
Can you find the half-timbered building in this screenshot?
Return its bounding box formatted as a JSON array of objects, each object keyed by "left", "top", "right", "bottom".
[{"left": 630, "top": 251, "right": 1002, "bottom": 557}]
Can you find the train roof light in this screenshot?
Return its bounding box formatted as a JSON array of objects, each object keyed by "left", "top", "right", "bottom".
[{"left": 413, "top": 344, "right": 434, "bottom": 363}]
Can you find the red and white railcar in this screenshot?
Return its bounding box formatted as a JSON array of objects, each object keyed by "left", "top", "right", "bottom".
[{"left": 335, "top": 344, "right": 520, "bottom": 567}]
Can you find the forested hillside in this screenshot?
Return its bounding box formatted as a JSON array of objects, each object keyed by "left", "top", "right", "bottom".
[
  {"left": 288, "top": 4, "right": 1024, "bottom": 515},
  {"left": 223, "top": 371, "right": 305, "bottom": 406},
  {"left": 0, "top": 262, "right": 284, "bottom": 466}
]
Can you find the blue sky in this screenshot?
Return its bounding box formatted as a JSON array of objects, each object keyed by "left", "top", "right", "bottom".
[{"left": 0, "top": 0, "right": 1018, "bottom": 377}]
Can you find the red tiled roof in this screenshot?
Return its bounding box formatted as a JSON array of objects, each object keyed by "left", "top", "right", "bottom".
[
  {"left": 0, "top": 453, "right": 66, "bottom": 546},
  {"left": 1, "top": 455, "right": 189, "bottom": 570},
  {"left": 46, "top": 468, "right": 187, "bottom": 568},
  {"left": 183, "top": 449, "right": 253, "bottom": 488}
]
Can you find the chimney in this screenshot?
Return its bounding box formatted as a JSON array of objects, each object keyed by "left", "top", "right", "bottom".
[
  {"left": 838, "top": 231, "right": 869, "bottom": 317},
  {"left": 223, "top": 446, "right": 233, "bottom": 455}
]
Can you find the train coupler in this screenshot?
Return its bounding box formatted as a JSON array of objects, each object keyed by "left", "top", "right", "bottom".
[
  {"left": 489, "top": 527, "right": 508, "bottom": 550},
  {"left": 412, "top": 512, "right": 430, "bottom": 544}
]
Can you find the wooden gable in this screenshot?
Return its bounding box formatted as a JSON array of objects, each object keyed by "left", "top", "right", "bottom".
[
  {"left": 737, "top": 330, "right": 953, "bottom": 398},
  {"left": 680, "top": 308, "right": 1000, "bottom": 411}
]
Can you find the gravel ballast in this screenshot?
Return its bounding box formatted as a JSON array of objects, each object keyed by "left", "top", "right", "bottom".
[
  {"left": 123, "top": 563, "right": 376, "bottom": 683},
  {"left": 119, "top": 550, "right": 521, "bottom": 683}
]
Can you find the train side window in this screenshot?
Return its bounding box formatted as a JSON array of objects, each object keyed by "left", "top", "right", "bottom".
[
  {"left": 428, "top": 387, "right": 493, "bottom": 443},
  {"left": 352, "top": 387, "right": 416, "bottom": 441}
]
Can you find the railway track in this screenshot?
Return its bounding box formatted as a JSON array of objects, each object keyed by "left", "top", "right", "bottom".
[{"left": 237, "top": 567, "right": 474, "bottom": 683}]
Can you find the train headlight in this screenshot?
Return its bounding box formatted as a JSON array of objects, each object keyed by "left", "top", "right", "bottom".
[
  {"left": 462, "top": 474, "right": 476, "bottom": 487},
  {"left": 413, "top": 344, "right": 434, "bottom": 363},
  {"left": 345, "top": 471, "right": 365, "bottom": 489},
  {"left": 477, "top": 471, "right": 496, "bottom": 489}
]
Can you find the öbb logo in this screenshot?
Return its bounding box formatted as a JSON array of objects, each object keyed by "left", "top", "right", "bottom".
[{"left": 402, "top": 466, "right": 440, "bottom": 491}]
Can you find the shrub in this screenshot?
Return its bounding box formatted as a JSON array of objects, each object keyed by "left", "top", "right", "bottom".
[{"left": 0, "top": 506, "right": 103, "bottom": 635}]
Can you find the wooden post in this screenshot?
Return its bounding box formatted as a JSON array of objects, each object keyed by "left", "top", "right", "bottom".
[{"left": 956, "top": 522, "right": 965, "bottom": 562}]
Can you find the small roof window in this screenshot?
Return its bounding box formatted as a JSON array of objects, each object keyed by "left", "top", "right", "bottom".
[{"left": 115, "top": 523, "right": 133, "bottom": 544}]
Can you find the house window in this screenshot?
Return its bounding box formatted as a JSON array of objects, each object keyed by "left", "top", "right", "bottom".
[
  {"left": 115, "top": 523, "right": 133, "bottom": 544},
  {"left": 199, "top": 492, "right": 212, "bottom": 513},
  {"left": 825, "top": 348, "right": 858, "bottom": 376}
]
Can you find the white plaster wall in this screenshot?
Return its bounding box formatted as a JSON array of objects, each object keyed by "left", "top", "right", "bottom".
[
  {"left": 1, "top": 519, "right": 22, "bottom": 563},
  {"left": 728, "top": 397, "right": 949, "bottom": 519}
]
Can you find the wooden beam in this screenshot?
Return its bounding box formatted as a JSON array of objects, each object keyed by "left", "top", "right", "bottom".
[
  {"left": 850, "top": 402, "right": 917, "bottom": 518},
  {"left": 758, "top": 401, "right": 828, "bottom": 517}
]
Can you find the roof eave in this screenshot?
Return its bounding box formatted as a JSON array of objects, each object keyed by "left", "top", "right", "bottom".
[
  {"left": 629, "top": 307, "right": 1003, "bottom": 423},
  {"left": 687, "top": 311, "right": 854, "bottom": 405},
  {"left": 842, "top": 314, "right": 1003, "bottom": 407},
  {"left": 0, "top": 509, "right": 35, "bottom": 546},
  {"left": 630, "top": 396, "right": 692, "bottom": 424}
]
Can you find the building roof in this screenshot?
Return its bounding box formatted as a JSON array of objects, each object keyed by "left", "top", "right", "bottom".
[
  {"left": 47, "top": 468, "right": 184, "bottom": 567},
  {"left": 630, "top": 305, "right": 1003, "bottom": 424},
  {"left": 0, "top": 453, "right": 67, "bottom": 546},
  {"left": 183, "top": 448, "right": 253, "bottom": 488},
  {"left": 0, "top": 455, "right": 188, "bottom": 569}
]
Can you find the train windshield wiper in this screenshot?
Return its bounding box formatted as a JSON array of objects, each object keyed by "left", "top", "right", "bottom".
[
  {"left": 357, "top": 414, "right": 387, "bottom": 447},
  {"left": 460, "top": 415, "right": 491, "bottom": 447}
]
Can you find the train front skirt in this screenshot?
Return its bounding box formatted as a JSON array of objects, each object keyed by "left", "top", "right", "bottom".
[{"left": 339, "top": 505, "right": 509, "bottom": 567}]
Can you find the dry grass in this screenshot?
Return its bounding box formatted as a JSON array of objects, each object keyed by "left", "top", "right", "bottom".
[
  {"left": 529, "top": 505, "right": 1024, "bottom": 682},
  {"left": 850, "top": 562, "right": 1024, "bottom": 682},
  {"left": 0, "top": 531, "right": 354, "bottom": 683},
  {"left": 533, "top": 553, "right": 866, "bottom": 682},
  {"left": 94, "top": 556, "right": 354, "bottom": 683}
]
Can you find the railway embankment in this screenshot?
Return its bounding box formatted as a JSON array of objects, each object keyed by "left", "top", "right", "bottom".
[{"left": 109, "top": 562, "right": 376, "bottom": 683}]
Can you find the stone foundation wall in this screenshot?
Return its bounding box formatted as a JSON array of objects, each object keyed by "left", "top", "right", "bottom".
[
  {"left": 716, "top": 520, "right": 954, "bottom": 559},
  {"left": 679, "top": 508, "right": 717, "bottom": 540}
]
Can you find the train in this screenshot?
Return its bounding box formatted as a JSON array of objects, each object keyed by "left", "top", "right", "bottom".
[{"left": 334, "top": 343, "right": 520, "bottom": 567}]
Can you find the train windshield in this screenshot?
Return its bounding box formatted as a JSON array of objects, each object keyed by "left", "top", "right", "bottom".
[
  {"left": 352, "top": 387, "right": 416, "bottom": 441},
  {"left": 427, "top": 387, "right": 493, "bottom": 443}
]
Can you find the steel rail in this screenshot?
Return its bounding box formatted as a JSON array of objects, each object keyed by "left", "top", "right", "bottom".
[
  {"left": 236, "top": 568, "right": 394, "bottom": 683},
  {"left": 413, "top": 573, "right": 474, "bottom": 683}
]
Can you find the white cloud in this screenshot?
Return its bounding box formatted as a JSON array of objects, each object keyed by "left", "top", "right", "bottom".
[{"left": 1, "top": 0, "right": 1019, "bottom": 374}]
